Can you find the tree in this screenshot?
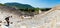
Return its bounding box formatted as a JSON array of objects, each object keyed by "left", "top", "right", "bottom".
[
  {"left": 33, "top": 8, "right": 40, "bottom": 14},
  {"left": 0, "top": 3, "right": 6, "bottom": 6}
]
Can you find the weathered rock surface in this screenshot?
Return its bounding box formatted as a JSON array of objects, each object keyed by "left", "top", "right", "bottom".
[{"left": 0, "top": 5, "right": 60, "bottom": 28}]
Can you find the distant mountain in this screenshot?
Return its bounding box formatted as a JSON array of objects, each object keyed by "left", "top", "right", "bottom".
[{"left": 4, "top": 2, "right": 34, "bottom": 9}]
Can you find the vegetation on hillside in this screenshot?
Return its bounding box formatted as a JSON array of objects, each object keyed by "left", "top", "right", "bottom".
[
  {"left": 40, "top": 8, "right": 51, "bottom": 11},
  {"left": 0, "top": 3, "right": 6, "bottom": 6},
  {"left": 4, "top": 2, "right": 34, "bottom": 9},
  {"left": 0, "top": 2, "right": 51, "bottom": 14}
]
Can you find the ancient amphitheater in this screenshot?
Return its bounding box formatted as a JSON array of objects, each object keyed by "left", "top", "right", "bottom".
[{"left": 0, "top": 5, "right": 60, "bottom": 28}]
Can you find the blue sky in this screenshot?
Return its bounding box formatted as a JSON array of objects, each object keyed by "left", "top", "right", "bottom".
[{"left": 0, "top": 0, "right": 60, "bottom": 8}]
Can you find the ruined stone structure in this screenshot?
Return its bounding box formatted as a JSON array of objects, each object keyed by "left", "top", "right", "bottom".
[
  {"left": 0, "top": 6, "right": 33, "bottom": 28},
  {"left": 0, "top": 5, "right": 60, "bottom": 28},
  {"left": 33, "top": 5, "right": 60, "bottom": 28},
  {"left": 0, "top": 6, "right": 24, "bottom": 28}
]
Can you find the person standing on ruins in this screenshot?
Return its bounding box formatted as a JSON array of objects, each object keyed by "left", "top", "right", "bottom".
[{"left": 5, "top": 16, "right": 12, "bottom": 26}]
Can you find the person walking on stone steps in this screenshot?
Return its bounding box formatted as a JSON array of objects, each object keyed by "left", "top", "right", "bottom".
[{"left": 5, "top": 16, "right": 12, "bottom": 27}]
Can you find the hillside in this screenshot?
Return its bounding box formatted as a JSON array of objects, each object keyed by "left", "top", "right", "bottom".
[{"left": 4, "top": 2, "right": 34, "bottom": 9}]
